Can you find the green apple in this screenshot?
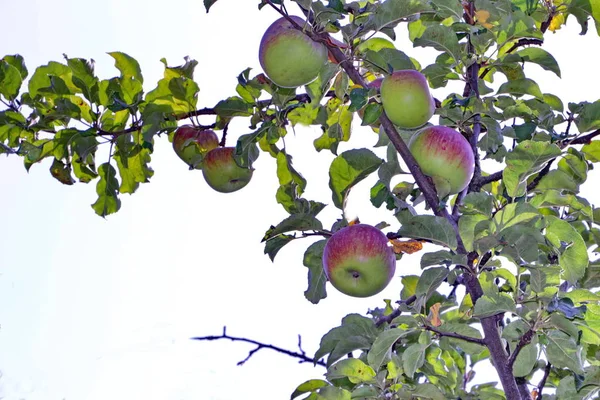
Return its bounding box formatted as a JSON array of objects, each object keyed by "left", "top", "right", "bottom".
[
  {"left": 202, "top": 147, "right": 253, "bottom": 193},
  {"left": 380, "top": 70, "right": 435, "bottom": 129},
  {"left": 323, "top": 224, "right": 396, "bottom": 298},
  {"left": 408, "top": 125, "right": 475, "bottom": 197},
  {"left": 259, "top": 16, "right": 328, "bottom": 88},
  {"left": 173, "top": 125, "right": 219, "bottom": 169}
]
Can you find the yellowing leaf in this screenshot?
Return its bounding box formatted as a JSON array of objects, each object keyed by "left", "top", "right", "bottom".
[
  {"left": 390, "top": 239, "right": 423, "bottom": 254},
  {"left": 429, "top": 303, "right": 442, "bottom": 327},
  {"left": 348, "top": 218, "right": 361, "bottom": 226},
  {"left": 475, "top": 10, "right": 494, "bottom": 29},
  {"left": 548, "top": 13, "right": 566, "bottom": 33}
]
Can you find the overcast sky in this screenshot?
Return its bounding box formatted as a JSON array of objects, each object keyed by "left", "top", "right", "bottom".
[{"left": 1, "top": 1, "right": 599, "bottom": 399}]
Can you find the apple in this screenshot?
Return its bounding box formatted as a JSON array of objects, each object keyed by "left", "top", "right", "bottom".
[
  {"left": 380, "top": 70, "right": 435, "bottom": 129},
  {"left": 323, "top": 224, "right": 396, "bottom": 298},
  {"left": 408, "top": 125, "right": 475, "bottom": 197},
  {"left": 173, "top": 125, "right": 219, "bottom": 169},
  {"left": 202, "top": 147, "right": 253, "bottom": 193},
  {"left": 259, "top": 16, "right": 328, "bottom": 88}
]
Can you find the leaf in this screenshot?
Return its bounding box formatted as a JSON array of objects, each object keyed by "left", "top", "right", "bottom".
[
  {"left": 409, "top": 383, "right": 446, "bottom": 400},
  {"left": 28, "top": 61, "right": 73, "bottom": 98},
  {"left": 328, "top": 149, "right": 383, "bottom": 210},
  {"left": 545, "top": 215, "right": 589, "bottom": 282},
  {"left": 545, "top": 330, "right": 585, "bottom": 375},
  {"left": 497, "top": 78, "right": 543, "bottom": 99},
  {"left": 367, "top": 328, "right": 412, "bottom": 371},
  {"left": 366, "top": 0, "right": 432, "bottom": 34},
  {"left": 303, "top": 240, "right": 328, "bottom": 304},
  {"left": 429, "top": 303, "right": 442, "bottom": 327},
  {"left": 108, "top": 52, "right": 143, "bottom": 83},
  {"left": 315, "top": 314, "right": 378, "bottom": 366},
  {"left": 204, "top": 0, "right": 218, "bottom": 12},
  {"left": 214, "top": 96, "right": 253, "bottom": 117},
  {"left": 114, "top": 144, "right": 154, "bottom": 194},
  {"left": 473, "top": 293, "right": 516, "bottom": 318},
  {"left": 503, "top": 48, "right": 561, "bottom": 77},
  {"left": 390, "top": 239, "right": 423, "bottom": 255},
  {"left": 49, "top": 158, "right": 75, "bottom": 185},
  {"left": 0, "top": 60, "right": 23, "bottom": 100},
  {"left": 415, "top": 267, "right": 449, "bottom": 300},
  {"left": 397, "top": 213, "right": 458, "bottom": 250},
  {"left": 263, "top": 214, "right": 323, "bottom": 240},
  {"left": 413, "top": 24, "right": 462, "bottom": 63},
  {"left": 402, "top": 342, "right": 428, "bottom": 378},
  {"left": 575, "top": 100, "right": 600, "bottom": 133},
  {"left": 502, "top": 140, "right": 562, "bottom": 198},
  {"left": 326, "top": 358, "right": 376, "bottom": 384},
  {"left": 316, "top": 386, "right": 351, "bottom": 400},
  {"left": 263, "top": 234, "right": 295, "bottom": 262},
  {"left": 360, "top": 103, "right": 383, "bottom": 126},
  {"left": 291, "top": 380, "right": 329, "bottom": 400},
  {"left": 91, "top": 163, "right": 121, "bottom": 217},
  {"left": 421, "top": 63, "right": 460, "bottom": 88}
]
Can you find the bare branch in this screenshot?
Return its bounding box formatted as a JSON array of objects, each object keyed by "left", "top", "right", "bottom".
[
  {"left": 192, "top": 327, "right": 326, "bottom": 367},
  {"left": 0, "top": 141, "right": 17, "bottom": 155},
  {"left": 568, "top": 128, "right": 600, "bottom": 145}
]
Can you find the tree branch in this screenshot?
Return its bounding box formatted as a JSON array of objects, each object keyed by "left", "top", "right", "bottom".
[
  {"left": 536, "top": 362, "right": 552, "bottom": 400},
  {"left": 526, "top": 158, "right": 554, "bottom": 192},
  {"left": 191, "top": 327, "right": 326, "bottom": 367},
  {"left": 507, "top": 328, "right": 535, "bottom": 367},
  {"left": 470, "top": 170, "right": 503, "bottom": 191},
  {"left": 0, "top": 141, "right": 17, "bottom": 155},
  {"left": 424, "top": 324, "right": 486, "bottom": 345},
  {"left": 568, "top": 128, "right": 600, "bottom": 145},
  {"left": 375, "top": 295, "right": 417, "bottom": 327}
]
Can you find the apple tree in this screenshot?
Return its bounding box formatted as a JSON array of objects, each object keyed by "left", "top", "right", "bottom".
[{"left": 2, "top": 0, "right": 600, "bottom": 398}]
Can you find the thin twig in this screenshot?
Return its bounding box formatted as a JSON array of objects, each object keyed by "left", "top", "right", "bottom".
[
  {"left": 424, "top": 325, "right": 486, "bottom": 345},
  {"left": 507, "top": 328, "right": 535, "bottom": 367},
  {"left": 192, "top": 327, "right": 326, "bottom": 367},
  {"left": 375, "top": 295, "right": 417, "bottom": 327},
  {"left": 0, "top": 141, "right": 17, "bottom": 155}
]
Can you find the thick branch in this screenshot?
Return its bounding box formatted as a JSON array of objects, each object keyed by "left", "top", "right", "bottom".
[
  {"left": 569, "top": 128, "right": 600, "bottom": 145},
  {"left": 470, "top": 170, "right": 503, "bottom": 191},
  {"left": 191, "top": 327, "right": 326, "bottom": 367}
]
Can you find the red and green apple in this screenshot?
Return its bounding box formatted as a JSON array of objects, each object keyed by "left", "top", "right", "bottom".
[
  {"left": 380, "top": 70, "right": 435, "bottom": 129},
  {"left": 202, "top": 147, "right": 253, "bottom": 193},
  {"left": 173, "top": 125, "right": 219, "bottom": 169}
]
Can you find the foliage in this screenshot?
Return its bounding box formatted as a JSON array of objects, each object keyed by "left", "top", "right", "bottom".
[{"left": 2, "top": 0, "right": 600, "bottom": 398}]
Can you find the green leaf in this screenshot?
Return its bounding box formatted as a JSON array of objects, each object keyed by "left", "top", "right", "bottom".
[
  {"left": 263, "top": 214, "right": 323, "bottom": 240},
  {"left": 91, "top": 163, "right": 121, "bottom": 217},
  {"left": 315, "top": 314, "right": 378, "bottom": 366},
  {"left": 113, "top": 144, "right": 154, "bottom": 194},
  {"left": 545, "top": 330, "right": 585, "bottom": 374},
  {"left": 204, "top": 0, "right": 218, "bottom": 12},
  {"left": 367, "top": 328, "right": 412, "bottom": 371},
  {"left": 0, "top": 61, "right": 23, "bottom": 100},
  {"left": 473, "top": 293, "right": 517, "bottom": 318},
  {"left": 263, "top": 234, "right": 295, "bottom": 262},
  {"left": 545, "top": 215, "right": 589, "bottom": 282},
  {"left": 49, "top": 158, "right": 75, "bottom": 185},
  {"left": 415, "top": 267, "right": 449, "bottom": 300},
  {"left": 575, "top": 100, "right": 600, "bottom": 133},
  {"left": 108, "top": 51, "right": 143, "bottom": 83},
  {"left": 214, "top": 96, "right": 253, "bottom": 117},
  {"left": 326, "top": 358, "right": 376, "bottom": 384},
  {"left": 328, "top": 149, "right": 383, "bottom": 210},
  {"left": 397, "top": 213, "right": 458, "bottom": 250},
  {"left": 413, "top": 24, "right": 462, "bottom": 63},
  {"left": 503, "top": 48, "right": 561, "bottom": 77},
  {"left": 459, "top": 192, "right": 494, "bottom": 216},
  {"left": 497, "top": 78, "right": 543, "bottom": 99},
  {"left": 402, "top": 342, "right": 428, "bottom": 378},
  {"left": 409, "top": 383, "right": 446, "bottom": 400},
  {"left": 421, "top": 63, "right": 460, "bottom": 88},
  {"left": 316, "top": 386, "right": 351, "bottom": 400},
  {"left": 303, "top": 240, "right": 328, "bottom": 304},
  {"left": 503, "top": 140, "right": 562, "bottom": 197},
  {"left": 2, "top": 54, "right": 28, "bottom": 79},
  {"left": 360, "top": 103, "right": 382, "bottom": 126},
  {"left": 291, "top": 380, "right": 329, "bottom": 400},
  {"left": 366, "top": 0, "right": 432, "bottom": 34},
  {"left": 28, "top": 61, "right": 73, "bottom": 98}
]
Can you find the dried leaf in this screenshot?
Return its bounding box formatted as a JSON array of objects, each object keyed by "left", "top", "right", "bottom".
[{"left": 390, "top": 239, "right": 423, "bottom": 255}]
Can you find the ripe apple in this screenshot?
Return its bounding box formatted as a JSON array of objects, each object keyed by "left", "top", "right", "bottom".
[
  {"left": 323, "top": 224, "right": 396, "bottom": 298},
  {"left": 380, "top": 70, "right": 435, "bottom": 129},
  {"left": 259, "top": 16, "right": 328, "bottom": 88},
  {"left": 202, "top": 147, "right": 253, "bottom": 193},
  {"left": 408, "top": 125, "right": 475, "bottom": 197},
  {"left": 173, "top": 125, "right": 219, "bottom": 169}
]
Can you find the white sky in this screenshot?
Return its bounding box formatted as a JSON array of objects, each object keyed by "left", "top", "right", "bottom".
[{"left": 0, "top": 1, "right": 599, "bottom": 399}]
